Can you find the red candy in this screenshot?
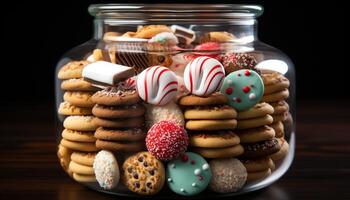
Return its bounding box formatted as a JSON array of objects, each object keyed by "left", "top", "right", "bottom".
[
  {"left": 226, "top": 87, "right": 233, "bottom": 95},
  {"left": 244, "top": 70, "right": 251, "bottom": 76},
  {"left": 242, "top": 86, "right": 250, "bottom": 93},
  {"left": 146, "top": 121, "right": 189, "bottom": 161}
]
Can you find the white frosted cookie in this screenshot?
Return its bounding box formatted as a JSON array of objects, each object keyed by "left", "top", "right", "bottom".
[{"left": 93, "top": 150, "right": 120, "bottom": 190}]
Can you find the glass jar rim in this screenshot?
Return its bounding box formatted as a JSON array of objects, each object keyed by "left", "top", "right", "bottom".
[{"left": 88, "top": 4, "right": 264, "bottom": 20}]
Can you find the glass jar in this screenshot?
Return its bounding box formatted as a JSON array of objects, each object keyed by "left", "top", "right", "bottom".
[{"left": 55, "top": 4, "right": 295, "bottom": 197}]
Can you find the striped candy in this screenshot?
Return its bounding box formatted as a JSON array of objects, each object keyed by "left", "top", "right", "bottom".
[
  {"left": 183, "top": 56, "right": 225, "bottom": 96},
  {"left": 137, "top": 66, "right": 178, "bottom": 105}
]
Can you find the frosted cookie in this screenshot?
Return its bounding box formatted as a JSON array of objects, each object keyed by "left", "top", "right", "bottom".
[
  {"left": 186, "top": 119, "right": 237, "bottom": 131},
  {"left": 190, "top": 131, "right": 240, "bottom": 148},
  {"left": 235, "top": 125, "right": 275, "bottom": 143},
  {"left": 92, "top": 117, "right": 144, "bottom": 128},
  {"left": 184, "top": 105, "right": 237, "bottom": 120},
  {"left": 96, "top": 140, "right": 146, "bottom": 152},
  {"left": 91, "top": 86, "right": 141, "bottom": 106},
  {"left": 237, "top": 102, "right": 274, "bottom": 120},
  {"left": 71, "top": 152, "right": 96, "bottom": 166},
  {"left": 262, "top": 88, "right": 289, "bottom": 103},
  {"left": 122, "top": 152, "right": 165, "bottom": 195},
  {"left": 93, "top": 150, "right": 120, "bottom": 190},
  {"left": 63, "top": 91, "right": 95, "bottom": 108},
  {"left": 236, "top": 115, "right": 273, "bottom": 130},
  {"left": 179, "top": 93, "right": 228, "bottom": 106},
  {"left": 261, "top": 72, "right": 290, "bottom": 95},
  {"left": 220, "top": 69, "right": 264, "bottom": 111},
  {"left": 58, "top": 60, "right": 90, "bottom": 80},
  {"left": 166, "top": 152, "right": 212, "bottom": 196},
  {"left": 192, "top": 145, "right": 244, "bottom": 158},
  {"left": 209, "top": 158, "right": 247, "bottom": 193},
  {"left": 58, "top": 102, "right": 92, "bottom": 116},
  {"left": 60, "top": 139, "right": 97, "bottom": 152},
  {"left": 220, "top": 53, "right": 258, "bottom": 75},
  {"left": 144, "top": 102, "right": 185, "bottom": 128},
  {"left": 63, "top": 116, "right": 97, "bottom": 131},
  {"left": 94, "top": 127, "right": 146, "bottom": 142},
  {"left": 61, "top": 129, "right": 96, "bottom": 143},
  {"left": 241, "top": 139, "right": 281, "bottom": 158},
  {"left": 61, "top": 78, "right": 98, "bottom": 91},
  {"left": 92, "top": 104, "right": 145, "bottom": 119}
]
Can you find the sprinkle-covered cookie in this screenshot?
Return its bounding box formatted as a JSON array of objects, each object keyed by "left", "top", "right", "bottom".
[
  {"left": 93, "top": 150, "right": 120, "bottom": 190},
  {"left": 166, "top": 152, "right": 212, "bottom": 196}
]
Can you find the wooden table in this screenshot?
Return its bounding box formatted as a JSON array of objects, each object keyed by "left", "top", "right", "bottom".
[{"left": 0, "top": 101, "right": 349, "bottom": 200}]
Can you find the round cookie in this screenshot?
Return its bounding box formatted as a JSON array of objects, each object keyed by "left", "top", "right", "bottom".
[
  {"left": 202, "top": 31, "right": 235, "bottom": 43},
  {"left": 61, "top": 78, "right": 98, "bottom": 91},
  {"left": 58, "top": 60, "right": 90, "bottom": 80},
  {"left": 73, "top": 173, "right": 96, "bottom": 183},
  {"left": 270, "top": 139, "right": 289, "bottom": 161},
  {"left": 241, "top": 139, "right": 281, "bottom": 158},
  {"left": 62, "top": 129, "right": 96, "bottom": 142},
  {"left": 261, "top": 72, "right": 290, "bottom": 95},
  {"left": 134, "top": 25, "right": 172, "bottom": 39},
  {"left": 94, "top": 127, "right": 146, "bottom": 142},
  {"left": 166, "top": 152, "right": 212, "bottom": 196},
  {"left": 69, "top": 160, "right": 94, "bottom": 175},
  {"left": 144, "top": 102, "right": 185, "bottom": 128},
  {"left": 71, "top": 152, "right": 96, "bottom": 166},
  {"left": 270, "top": 121, "right": 284, "bottom": 138},
  {"left": 235, "top": 125, "right": 275, "bottom": 143},
  {"left": 192, "top": 145, "right": 244, "bottom": 158},
  {"left": 96, "top": 140, "right": 145, "bottom": 152},
  {"left": 92, "top": 104, "right": 145, "bottom": 118},
  {"left": 58, "top": 102, "right": 92, "bottom": 116},
  {"left": 272, "top": 112, "right": 289, "bottom": 122},
  {"left": 237, "top": 102, "right": 274, "bottom": 120},
  {"left": 186, "top": 119, "right": 237, "bottom": 131},
  {"left": 247, "top": 168, "right": 271, "bottom": 182},
  {"left": 190, "top": 131, "right": 240, "bottom": 148},
  {"left": 270, "top": 100, "right": 289, "bottom": 114},
  {"left": 262, "top": 88, "right": 289, "bottom": 103},
  {"left": 91, "top": 87, "right": 141, "bottom": 106},
  {"left": 241, "top": 157, "right": 272, "bottom": 172},
  {"left": 122, "top": 152, "right": 165, "bottom": 195},
  {"left": 57, "top": 144, "right": 72, "bottom": 173},
  {"left": 220, "top": 69, "right": 264, "bottom": 111},
  {"left": 92, "top": 117, "right": 144, "bottom": 128},
  {"left": 178, "top": 93, "right": 227, "bottom": 106},
  {"left": 184, "top": 105, "right": 237, "bottom": 120},
  {"left": 63, "top": 91, "right": 95, "bottom": 108},
  {"left": 268, "top": 158, "right": 275, "bottom": 171},
  {"left": 236, "top": 115, "right": 273, "bottom": 130},
  {"left": 60, "top": 139, "right": 97, "bottom": 152},
  {"left": 209, "top": 158, "right": 247, "bottom": 193},
  {"left": 93, "top": 150, "right": 120, "bottom": 190},
  {"left": 63, "top": 116, "right": 97, "bottom": 131}
]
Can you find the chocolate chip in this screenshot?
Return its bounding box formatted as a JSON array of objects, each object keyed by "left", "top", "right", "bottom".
[
  {"left": 134, "top": 182, "right": 140, "bottom": 188},
  {"left": 149, "top": 169, "right": 155, "bottom": 176},
  {"left": 143, "top": 161, "right": 148, "bottom": 167},
  {"left": 127, "top": 167, "right": 133, "bottom": 173},
  {"left": 138, "top": 156, "right": 144, "bottom": 162},
  {"left": 133, "top": 173, "right": 139, "bottom": 179},
  {"left": 158, "top": 56, "right": 165, "bottom": 63},
  {"left": 146, "top": 182, "right": 152, "bottom": 188}
]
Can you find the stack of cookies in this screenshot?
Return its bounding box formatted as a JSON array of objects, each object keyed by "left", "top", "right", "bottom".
[
  {"left": 91, "top": 86, "right": 147, "bottom": 154},
  {"left": 261, "top": 72, "right": 291, "bottom": 162},
  {"left": 235, "top": 102, "right": 280, "bottom": 182},
  {"left": 179, "top": 93, "right": 243, "bottom": 159}
]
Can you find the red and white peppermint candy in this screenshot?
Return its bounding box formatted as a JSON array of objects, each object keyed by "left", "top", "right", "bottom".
[
  {"left": 183, "top": 56, "right": 225, "bottom": 96},
  {"left": 137, "top": 66, "right": 178, "bottom": 105}
]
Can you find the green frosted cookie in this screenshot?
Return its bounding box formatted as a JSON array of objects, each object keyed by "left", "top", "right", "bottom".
[
  {"left": 166, "top": 152, "right": 212, "bottom": 196},
  {"left": 220, "top": 69, "right": 264, "bottom": 111}
]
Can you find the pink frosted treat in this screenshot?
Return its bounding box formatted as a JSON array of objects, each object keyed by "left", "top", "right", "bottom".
[
  {"left": 183, "top": 56, "right": 225, "bottom": 96},
  {"left": 137, "top": 66, "right": 178, "bottom": 105}
]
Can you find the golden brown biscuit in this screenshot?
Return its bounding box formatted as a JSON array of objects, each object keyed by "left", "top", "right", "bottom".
[
  {"left": 71, "top": 152, "right": 96, "bottom": 166},
  {"left": 73, "top": 173, "right": 96, "bottom": 183},
  {"left": 58, "top": 102, "right": 92, "bottom": 116},
  {"left": 201, "top": 31, "right": 236, "bottom": 43},
  {"left": 186, "top": 119, "right": 237, "bottom": 131},
  {"left": 192, "top": 145, "right": 244, "bottom": 158},
  {"left": 272, "top": 112, "right": 289, "bottom": 122},
  {"left": 247, "top": 168, "right": 271, "bottom": 182},
  {"left": 190, "top": 131, "right": 240, "bottom": 148},
  {"left": 91, "top": 87, "right": 141, "bottom": 106},
  {"left": 236, "top": 125, "right": 275, "bottom": 143},
  {"left": 262, "top": 72, "right": 290, "bottom": 95},
  {"left": 178, "top": 93, "right": 228, "bottom": 106},
  {"left": 262, "top": 89, "right": 289, "bottom": 103},
  {"left": 61, "top": 129, "right": 96, "bottom": 142},
  {"left": 270, "top": 100, "right": 289, "bottom": 114},
  {"left": 270, "top": 121, "right": 284, "bottom": 138},
  {"left": 237, "top": 115, "right": 273, "bottom": 130},
  {"left": 184, "top": 105, "right": 237, "bottom": 120},
  {"left": 63, "top": 91, "right": 95, "bottom": 108},
  {"left": 94, "top": 127, "right": 146, "bottom": 142},
  {"left": 60, "top": 139, "right": 97, "bottom": 152},
  {"left": 61, "top": 78, "right": 98, "bottom": 91},
  {"left": 57, "top": 144, "right": 72, "bottom": 173},
  {"left": 63, "top": 116, "right": 97, "bottom": 131},
  {"left": 58, "top": 60, "right": 89, "bottom": 80},
  {"left": 270, "top": 139, "right": 289, "bottom": 161},
  {"left": 134, "top": 25, "right": 172, "bottom": 39},
  {"left": 241, "top": 157, "right": 272, "bottom": 172},
  {"left": 69, "top": 160, "right": 94, "bottom": 175},
  {"left": 237, "top": 102, "right": 274, "bottom": 120}
]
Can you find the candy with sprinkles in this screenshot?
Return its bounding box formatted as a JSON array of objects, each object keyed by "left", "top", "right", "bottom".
[
  {"left": 166, "top": 152, "right": 212, "bottom": 196},
  {"left": 220, "top": 69, "right": 264, "bottom": 111}
]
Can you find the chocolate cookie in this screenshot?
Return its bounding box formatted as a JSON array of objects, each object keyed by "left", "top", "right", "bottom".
[
  {"left": 92, "top": 104, "right": 145, "bottom": 118},
  {"left": 241, "top": 139, "right": 281, "bottom": 158},
  {"left": 92, "top": 117, "right": 144, "bottom": 128},
  {"left": 94, "top": 127, "right": 146, "bottom": 142},
  {"left": 96, "top": 140, "right": 146, "bottom": 152},
  {"left": 91, "top": 87, "right": 141, "bottom": 106},
  {"left": 179, "top": 93, "right": 228, "bottom": 106}
]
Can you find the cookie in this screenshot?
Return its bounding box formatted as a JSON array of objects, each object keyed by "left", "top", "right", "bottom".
[
  {"left": 122, "top": 152, "right": 165, "bottom": 195},
  {"left": 270, "top": 121, "right": 284, "bottom": 138},
  {"left": 236, "top": 114, "right": 273, "bottom": 130},
  {"left": 186, "top": 119, "right": 237, "bottom": 131},
  {"left": 262, "top": 88, "right": 289, "bottom": 103},
  {"left": 202, "top": 31, "right": 235, "bottom": 43},
  {"left": 268, "top": 158, "right": 276, "bottom": 171},
  {"left": 96, "top": 140, "right": 145, "bottom": 152},
  {"left": 190, "top": 131, "right": 240, "bottom": 148},
  {"left": 235, "top": 125, "right": 275, "bottom": 143},
  {"left": 62, "top": 129, "right": 96, "bottom": 142},
  {"left": 262, "top": 72, "right": 290, "bottom": 95},
  {"left": 58, "top": 60, "right": 90, "bottom": 80},
  {"left": 220, "top": 69, "right": 264, "bottom": 111},
  {"left": 69, "top": 160, "right": 94, "bottom": 175},
  {"left": 63, "top": 116, "right": 97, "bottom": 131},
  {"left": 247, "top": 168, "right": 271, "bottom": 182},
  {"left": 192, "top": 145, "right": 244, "bottom": 158},
  {"left": 270, "top": 100, "right": 289, "bottom": 114},
  {"left": 167, "top": 152, "right": 212, "bottom": 196},
  {"left": 241, "top": 157, "right": 272, "bottom": 172},
  {"left": 272, "top": 112, "right": 289, "bottom": 122},
  {"left": 134, "top": 25, "right": 172, "bottom": 39},
  {"left": 144, "top": 102, "right": 185, "bottom": 128},
  {"left": 63, "top": 91, "right": 95, "bottom": 108},
  {"left": 60, "top": 139, "right": 97, "bottom": 152},
  {"left": 241, "top": 139, "right": 281, "bottom": 158},
  {"left": 92, "top": 117, "right": 144, "bottom": 128},
  {"left": 92, "top": 104, "right": 145, "bottom": 118},
  {"left": 93, "top": 150, "right": 120, "bottom": 190},
  {"left": 178, "top": 93, "right": 227, "bottom": 106},
  {"left": 184, "top": 105, "right": 237, "bottom": 120},
  {"left": 94, "top": 127, "right": 146, "bottom": 142},
  {"left": 61, "top": 78, "right": 98, "bottom": 91},
  {"left": 91, "top": 87, "right": 141, "bottom": 106},
  {"left": 221, "top": 53, "right": 259, "bottom": 75},
  {"left": 209, "top": 158, "right": 247, "bottom": 193},
  {"left": 73, "top": 173, "right": 96, "bottom": 183},
  {"left": 57, "top": 144, "right": 72, "bottom": 173},
  {"left": 237, "top": 102, "right": 274, "bottom": 120},
  {"left": 58, "top": 101, "right": 92, "bottom": 116},
  {"left": 71, "top": 152, "right": 96, "bottom": 166},
  {"left": 270, "top": 139, "right": 289, "bottom": 161}
]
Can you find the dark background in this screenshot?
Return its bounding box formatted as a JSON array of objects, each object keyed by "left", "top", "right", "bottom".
[{"left": 1, "top": 0, "right": 347, "bottom": 105}]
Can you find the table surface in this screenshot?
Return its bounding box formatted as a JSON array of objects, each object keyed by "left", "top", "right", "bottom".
[{"left": 0, "top": 100, "right": 349, "bottom": 200}]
